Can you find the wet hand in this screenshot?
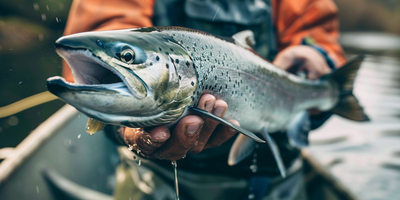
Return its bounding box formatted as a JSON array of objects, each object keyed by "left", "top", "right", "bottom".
[
  {"left": 273, "top": 45, "right": 332, "bottom": 80},
  {"left": 120, "top": 94, "right": 239, "bottom": 161},
  {"left": 274, "top": 45, "right": 332, "bottom": 115}
]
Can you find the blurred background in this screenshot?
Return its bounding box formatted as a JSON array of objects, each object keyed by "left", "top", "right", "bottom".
[
  {"left": 0, "top": 0, "right": 71, "bottom": 148},
  {"left": 0, "top": 0, "right": 400, "bottom": 199}
]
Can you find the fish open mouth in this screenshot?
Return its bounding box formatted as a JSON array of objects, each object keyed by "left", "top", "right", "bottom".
[{"left": 50, "top": 45, "right": 134, "bottom": 97}]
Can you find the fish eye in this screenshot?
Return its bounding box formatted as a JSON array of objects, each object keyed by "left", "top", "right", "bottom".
[
  {"left": 121, "top": 49, "right": 135, "bottom": 64},
  {"left": 96, "top": 40, "right": 104, "bottom": 48}
]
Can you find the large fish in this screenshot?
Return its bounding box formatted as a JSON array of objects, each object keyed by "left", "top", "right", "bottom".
[{"left": 47, "top": 27, "right": 368, "bottom": 176}]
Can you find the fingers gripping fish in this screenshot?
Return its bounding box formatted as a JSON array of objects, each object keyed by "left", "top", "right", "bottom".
[{"left": 47, "top": 27, "right": 368, "bottom": 177}]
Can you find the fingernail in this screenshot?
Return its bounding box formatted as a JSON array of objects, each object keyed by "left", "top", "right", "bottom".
[
  {"left": 187, "top": 123, "right": 201, "bottom": 134},
  {"left": 205, "top": 101, "right": 213, "bottom": 112},
  {"left": 214, "top": 106, "right": 226, "bottom": 117}
]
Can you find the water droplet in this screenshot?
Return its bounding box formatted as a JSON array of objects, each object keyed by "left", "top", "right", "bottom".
[
  {"left": 136, "top": 159, "right": 142, "bottom": 166},
  {"left": 128, "top": 145, "right": 133, "bottom": 151},
  {"left": 33, "top": 3, "right": 39, "bottom": 11},
  {"left": 146, "top": 139, "right": 152, "bottom": 145},
  {"left": 18, "top": 81, "right": 22, "bottom": 84},
  {"left": 46, "top": 5, "right": 49, "bottom": 10},
  {"left": 7, "top": 116, "right": 19, "bottom": 126},
  {"left": 36, "top": 185, "right": 39, "bottom": 193},
  {"left": 248, "top": 194, "right": 255, "bottom": 199},
  {"left": 41, "top": 14, "right": 47, "bottom": 21},
  {"left": 77, "top": 134, "right": 81, "bottom": 139},
  {"left": 250, "top": 164, "right": 258, "bottom": 173},
  {"left": 55, "top": 17, "right": 59, "bottom": 23}
]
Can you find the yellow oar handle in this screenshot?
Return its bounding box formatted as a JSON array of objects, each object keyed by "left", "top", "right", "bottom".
[{"left": 0, "top": 91, "right": 59, "bottom": 118}]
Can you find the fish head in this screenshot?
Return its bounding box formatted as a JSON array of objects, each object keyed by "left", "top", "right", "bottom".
[{"left": 47, "top": 28, "right": 197, "bottom": 127}]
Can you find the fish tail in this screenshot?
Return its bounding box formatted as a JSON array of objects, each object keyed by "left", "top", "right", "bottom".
[{"left": 329, "top": 55, "right": 370, "bottom": 121}]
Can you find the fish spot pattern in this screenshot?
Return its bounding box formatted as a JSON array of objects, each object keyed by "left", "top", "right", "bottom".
[{"left": 164, "top": 29, "right": 333, "bottom": 131}]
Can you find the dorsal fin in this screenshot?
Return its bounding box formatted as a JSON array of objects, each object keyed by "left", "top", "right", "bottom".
[{"left": 232, "top": 30, "right": 256, "bottom": 50}]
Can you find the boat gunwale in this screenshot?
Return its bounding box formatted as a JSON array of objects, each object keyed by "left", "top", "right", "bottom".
[{"left": 0, "top": 104, "right": 78, "bottom": 186}]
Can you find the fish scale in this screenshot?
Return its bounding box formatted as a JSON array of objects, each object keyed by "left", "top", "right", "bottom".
[{"left": 163, "top": 29, "right": 337, "bottom": 133}]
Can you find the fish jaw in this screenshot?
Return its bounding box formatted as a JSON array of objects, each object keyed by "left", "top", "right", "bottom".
[
  {"left": 54, "top": 35, "right": 149, "bottom": 99},
  {"left": 47, "top": 77, "right": 157, "bottom": 116},
  {"left": 48, "top": 29, "right": 198, "bottom": 128}
]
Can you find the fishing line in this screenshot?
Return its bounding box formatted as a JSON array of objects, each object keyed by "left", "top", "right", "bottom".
[{"left": 0, "top": 91, "right": 59, "bottom": 118}]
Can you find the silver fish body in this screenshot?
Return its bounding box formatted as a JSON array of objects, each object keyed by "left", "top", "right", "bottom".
[{"left": 48, "top": 27, "right": 364, "bottom": 135}]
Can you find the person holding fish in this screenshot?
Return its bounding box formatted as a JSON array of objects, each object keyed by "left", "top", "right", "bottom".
[{"left": 59, "top": 0, "right": 354, "bottom": 199}]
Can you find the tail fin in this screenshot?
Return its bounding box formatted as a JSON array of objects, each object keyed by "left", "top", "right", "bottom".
[{"left": 328, "top": 55, "right": 370, "bottom": 121}]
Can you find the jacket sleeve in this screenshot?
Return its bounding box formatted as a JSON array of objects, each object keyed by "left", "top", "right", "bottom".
[
  {"left": 62, "top": 0, "right": 154, "bottom": 82},
  {"left": 272, "top": 0, "right": 346, "bottom": 67}
]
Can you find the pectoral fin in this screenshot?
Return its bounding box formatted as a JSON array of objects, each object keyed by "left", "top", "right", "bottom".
[
  {"left": 228, "top": 134, "right": 255, "bottom": 166},
  {"left": 232, "top": 30, "right": 256, "bottom": 50},
  {"left": 262, "top": 128, "right": 287, "bottom": 178},
  {"left": 188, "top": 106, "right": 265, "bottom": 143}
]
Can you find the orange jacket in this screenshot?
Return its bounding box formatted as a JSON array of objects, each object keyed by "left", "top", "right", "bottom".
[{"left": 62, "top": 0, "right": 346, "bottom": 82}]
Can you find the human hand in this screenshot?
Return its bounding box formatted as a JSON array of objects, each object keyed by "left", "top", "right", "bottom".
[
  {"left": 274, "top": 45, "right": 333, "bottom": 115},
  {"left": 120, "top": 94, "right": 239, "bottom": 161},
  {"left": 273, "top": 45, "right": 332, "bottom": 80}
]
